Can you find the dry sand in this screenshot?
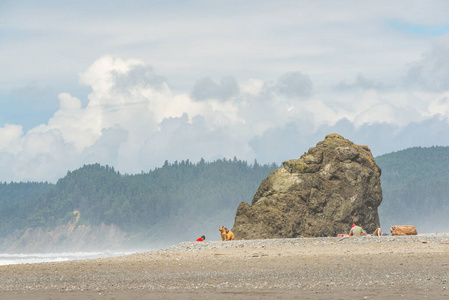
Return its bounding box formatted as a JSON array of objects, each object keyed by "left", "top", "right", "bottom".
[{"left": 1, "top": 234, "right": 449, "bottom": 299}]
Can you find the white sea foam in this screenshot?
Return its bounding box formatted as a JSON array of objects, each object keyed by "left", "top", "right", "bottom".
[{"left": 0, "top": 251, "right": 135, "bottom": 266}]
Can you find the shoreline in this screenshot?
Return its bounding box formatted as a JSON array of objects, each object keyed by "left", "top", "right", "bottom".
[{"left": 1, "top": 234, "right": 449, "bottom": 299}]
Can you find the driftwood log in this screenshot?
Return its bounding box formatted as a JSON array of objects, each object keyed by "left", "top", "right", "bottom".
[{"left": 390, "top": 225, "right": 417, "bottom": 236}]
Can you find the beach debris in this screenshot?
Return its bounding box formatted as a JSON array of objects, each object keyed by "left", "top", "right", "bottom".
[{"left": 390, "top": 225, "right": 418, "bottom": 236}]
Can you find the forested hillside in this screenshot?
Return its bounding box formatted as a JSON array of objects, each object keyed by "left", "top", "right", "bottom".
[
  {"left": 377, "top": 146, "right": 449, "bottom": 233},
  {"left": 0, "top": 159, "right": 278, "bottom": 248},
  {"left": 0, "top": 182, "right": 54, "bottom": 238},
  {"left": 1, "top": 146, "right": 448, "bottom": 251},
  {"left": 0, "top": 182, "right": 53, "bottom": 207}
]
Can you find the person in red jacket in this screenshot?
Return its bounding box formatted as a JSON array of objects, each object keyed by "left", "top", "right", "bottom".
[{"left": 196, "top": 235, "right": 206, "bottom": 241}]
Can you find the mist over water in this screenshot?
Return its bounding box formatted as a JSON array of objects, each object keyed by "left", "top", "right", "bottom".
[{"left": 0, "top": 251, "right": 136, "bottom": 266}]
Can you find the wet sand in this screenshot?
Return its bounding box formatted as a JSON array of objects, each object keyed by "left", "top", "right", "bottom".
[{"left": 1, "top": 235, "right": 449, "bottom": 299}]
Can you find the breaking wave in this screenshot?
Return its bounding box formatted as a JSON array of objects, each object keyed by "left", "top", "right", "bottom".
[{"left": 0, "top": 251, "right": 135, "bottom": 266}]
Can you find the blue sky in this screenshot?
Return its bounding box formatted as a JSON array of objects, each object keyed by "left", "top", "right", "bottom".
[
  {"left": 389, "top": 20, "right": 449, "bottom": 36},
  {"left": 1, "top": 1, "right": 449, "bottom": 182}
]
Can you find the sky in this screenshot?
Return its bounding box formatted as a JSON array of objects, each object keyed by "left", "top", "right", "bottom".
[{"left": 1, "top": 0, "right": 449, "bottom": 182}]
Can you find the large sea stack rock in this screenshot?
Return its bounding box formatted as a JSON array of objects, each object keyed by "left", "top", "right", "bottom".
[{"left": 232, "top": 133, "right": 382, "bottom": 239}]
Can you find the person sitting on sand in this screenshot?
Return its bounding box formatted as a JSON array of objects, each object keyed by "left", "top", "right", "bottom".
[
  {"left": 372, "top": 228, "right": 382, "bottom": 236},
  {"left": 349, "top": 220, "right": 367, "bottom": 236},
  {"left": 351, "top": 217, "right": 359, "bottom": 229},
  {"left": 196, "top": 235, "right": 206, "bottom": 242},
  {"left": 349, "top": 218, "right": 382, "bottom": 236}
]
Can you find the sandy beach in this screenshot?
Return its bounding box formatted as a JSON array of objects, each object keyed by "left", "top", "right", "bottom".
[{"left": 1, "top": 234, "right": 449, "bottom": 299}]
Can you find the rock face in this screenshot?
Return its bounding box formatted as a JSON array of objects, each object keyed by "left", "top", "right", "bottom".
[
  {"left": 1, "top": 223, "right": 129, "bottom": 253},
  {"left": 232, "top": 133, "right": 382, "bottom": 239},
  {"left": 0, "top": 212, "right": 129, "bottom": 253}
]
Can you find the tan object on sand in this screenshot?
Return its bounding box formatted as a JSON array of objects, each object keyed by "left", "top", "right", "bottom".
[
  {"left": 219, "top": 226, "right": 235, "bottom": 241},
  {"left": 390, "top": 225, "right": 417, "bottom": 236}
]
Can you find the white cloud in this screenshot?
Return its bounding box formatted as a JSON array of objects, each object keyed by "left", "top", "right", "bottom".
[
  {"left": 428, "top": 93, "right": 449, "bottom": 119},
  {"left": 336, "top": 74, "right": 390, "bottom": 91},
  {"left": 404, "top": 36, "right": 449, "bottom": 92},
  {"left": 1, "top": 54, "right": 449, "bottom": 182},
  {"left": 0, "top": 129, "right": 79, "bottom": 182},
  {"left": 3, "top": 1, "right": 445, "bottom": 92},
  {"left": 0, "top": 124, "right": 23, "bottom": 152},
  {"left": 191, "top": 76, "right": 239, "bottom": 102},
  {"left": 239, "top": 79, "right": 264, "bottom": 96},
  {"left": 275, "top": 72, "right": 313, "bottom": 99},
  {"left": 1, "top": 1, "right": 449, "bottom": 182}
]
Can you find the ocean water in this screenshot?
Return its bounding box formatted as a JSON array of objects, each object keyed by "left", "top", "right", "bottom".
[{"left": 0, "top": 251, "right": 135, "bottom": 266}]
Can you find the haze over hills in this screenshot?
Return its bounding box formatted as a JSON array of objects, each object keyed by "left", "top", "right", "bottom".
[
  {"left": 0, "top": 159, "right": 278, "bottom": 252},
  {"left": 0, "top": 146, "right": 448, "bottom": 252},
  {"left": 376, "top": 146, "right": 449, "bottom": 234}
]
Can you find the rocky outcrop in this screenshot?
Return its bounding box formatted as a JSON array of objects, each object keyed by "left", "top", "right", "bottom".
[
  {"left": 232, "top": 133, "right": 382, "bottom": 239},
  {"left": 2, "top": 221, "right": 129, "bottom": 253}
]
